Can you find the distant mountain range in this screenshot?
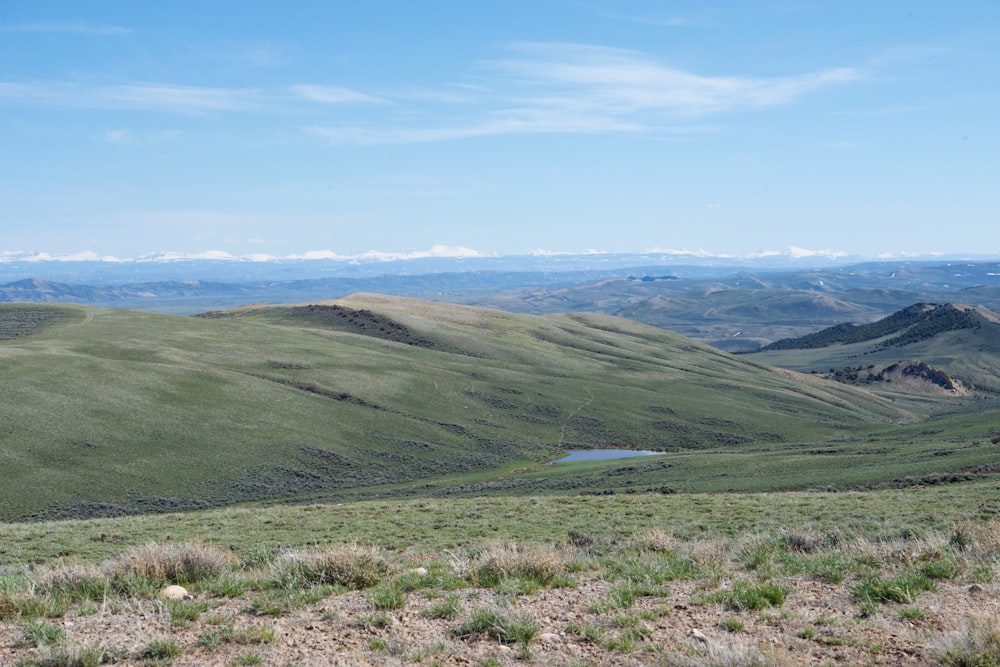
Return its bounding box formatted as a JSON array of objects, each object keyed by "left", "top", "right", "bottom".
[
  {"left": 2, "top": 255, "right": 1000, "bottom": 349},
  {"left": 10, "top": 246, "right": 986, "bottom": 266}
]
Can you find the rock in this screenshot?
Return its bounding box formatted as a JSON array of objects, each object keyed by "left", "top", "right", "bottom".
[
  {"left": 537, "top": 632, "right": 559, "bottom": 643},
  {"left": 407, "top": 567, "right": 429, "bottom": 576},
  {"left": 159, "top": 585, "right": 192, "bottom": 600}
]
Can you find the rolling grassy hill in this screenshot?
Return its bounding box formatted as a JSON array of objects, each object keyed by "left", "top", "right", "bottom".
[
  {"left": 1, "top": 296, "right": 998, "bottom": 523},
  {"left": 750, "top": 303, "right": 1000, "bottom": 393},
  {"left": 460, "top": 269, "right": 1000, "bottom": 351}
]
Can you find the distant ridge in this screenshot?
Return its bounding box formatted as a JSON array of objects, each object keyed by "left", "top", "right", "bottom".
[
  {"left": 761, "top": 303, "right": 995, "bottom": 351},
  {"left": 749, "top": 302, "right": 1000, "bottom": 393}
]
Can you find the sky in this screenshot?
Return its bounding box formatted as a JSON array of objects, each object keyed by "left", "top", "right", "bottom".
[{"left": 1, "top": 1, "right": 998, "bottom": 261}]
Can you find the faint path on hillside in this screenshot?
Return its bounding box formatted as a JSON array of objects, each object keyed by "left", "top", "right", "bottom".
[
  {"left": 71, "top": 312, "right": 94, "bottom": 326},
  {"left": 557, "top": 385, "right": 594, "bottom": 447}
]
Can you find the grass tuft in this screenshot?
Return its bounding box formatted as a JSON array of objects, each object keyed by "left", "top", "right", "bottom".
[
  {"left": 851, "top": 572, "right": 936, "bottom": 606},
  {"left": 369, "top": 581, "right": 406, "bottom": 610},
  {"left": 103, "top": 541, "right": 234, "bottom": 588},
  {"left": 454, "top": 605, "right": 540, "bottom": 645},
  {"left": 472, "top": 541, "right": 567, "bottom": 588},
  {"left": 31, "top": 562, "right": 107, "bottom": 603},
  {"left": 425, "top": 594, "right": 462, "bottom": 619},
  {"left": 704, "top": 580, "right": 788, "bottom": 611},
  {"left": 935, "top": 620, "right": 1000, "bottom": 667},
  {"left": 632, "top": 527, "right": 677, "bottom": 553},
  {"left": 13, "top": 643, "right": 127, "bottom": 667},
  {"left": 18, "top": 619, "right": 66, "bottom": 648},
  {"left": 270, "top": 543, "right": 390, "bottom": 590},
  {"left": 139, "top": 638, "right": 183, "bottom": 661}
]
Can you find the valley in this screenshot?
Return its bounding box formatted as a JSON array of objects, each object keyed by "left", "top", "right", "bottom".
[
  {"left": 1, "top": 290, "right": 999, "bottom": 523},
  {"left": 4, "top": 265, "right": 1000, "bottom": 665}
]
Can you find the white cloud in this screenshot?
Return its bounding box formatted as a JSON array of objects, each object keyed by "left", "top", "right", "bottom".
[
  {"left": 305, "top": 116, "right": 640, "bottom": 145},
  {"left": 0, "top": 21, "right": 129, "bottom": 35},
  {"left": 642, "top": 247, "right": 728, "bottom": 258},
  {"left": 0, "top": 250, "right": 125, "bottom": 262},
  {"left": 785, "top": 246, "right": 850, "bottom": 259},
  {"left": 0, "top": 80, "right": 263, "bottom": 115},
  {"left": 490, "top": 42, "right": 860, "bottom": 118},
  {"left": 306, "top": 42, "right": 861, "bottom": 145},
  {"left": 290, "top": 85, "right": 387, "bottom": 105},
  {"left": 530, "top": 248, "right": 607, "bottom": 257},
  {"left": 102, "top": 128, "right": 183, "bottom": 145},
  {"left": 102, "top": 83, "right": 261, "bottom": 114},
  {"left": 316, "top": 245, "right": 489, "bottom": 261},
  {"left": 744, "top": 246, "right": 850, "bottom": 260},
  {"left": 2, "top": 41, "right": 861, "bottom": 134},
  {"left": 104, "top": 129, "right": 132, "bottom": 145}
]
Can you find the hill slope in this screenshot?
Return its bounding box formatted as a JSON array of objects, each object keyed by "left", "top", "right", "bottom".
[
  {"left": 0, "top": 296, "right": 922, "bottom": 521},
  {"left": 761, "top": 303, "right": 996, "bottom": 351},
  {"left": 750, "top": 303, "right": 1000, "bottom": 392}
]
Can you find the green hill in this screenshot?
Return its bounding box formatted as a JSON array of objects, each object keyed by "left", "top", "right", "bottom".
[
  {"left": 2, "top": 296, "right": 997, "bottom": 522},
  {"left": 761, "top": 303, "right": 994, "bottom": 351},
  {"left": 751, "top": 303, "right": 1000, "bottom": 393}
]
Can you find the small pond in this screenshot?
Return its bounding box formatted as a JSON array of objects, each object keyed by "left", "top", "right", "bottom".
[{"left": 551, "top": 449, "right": 661, "bottom": 463}]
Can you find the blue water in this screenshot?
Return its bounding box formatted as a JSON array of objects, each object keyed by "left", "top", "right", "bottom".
[{"left": 553, "top": 449, "right": 661, "bottom": 463}]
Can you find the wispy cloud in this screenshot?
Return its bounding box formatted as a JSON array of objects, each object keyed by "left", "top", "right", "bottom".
[
  {"left": 0, "top": 80, "right": 263, "bottom": 114},
  {"left": 307, "top": 42, "right": 862, "bottom": 145},
  {"left": 102, "top": 83, "right": 261, "bottom": 114},
  {"left": 290, "top": 85, "right": 388, "bottom": 105},
  {"left": 491, "top": 42, "right": 859, "bottom": 116},
  {"left": 1, "top": 41, "right": 862, "bottom": 138},
  {"left": 305, "top": 114, "right": 641, "bottom": 145},
  {"left": 103, "top": 129, "right": 131, "bottom": 145},
  {"left": 0, "top": 21, "right": 129, "bottom": 35},
  {"left": 103, "top": 128, "right": 183, "bottom": 145}
]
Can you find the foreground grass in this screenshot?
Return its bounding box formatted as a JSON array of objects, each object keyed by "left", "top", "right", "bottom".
[{"left": 3, "top": 495, "right": 1000, "bottom": 665}]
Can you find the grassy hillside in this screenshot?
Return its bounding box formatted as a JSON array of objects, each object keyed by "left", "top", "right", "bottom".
[
  {"left": 2, "top": 296, "right": 998, "bottom": 522},
  {"left": 751, "top": 304, "right": 1000, "bottom": 393},
  {"left": 761, "top": 303, "right": 994, "bottom": 351}
]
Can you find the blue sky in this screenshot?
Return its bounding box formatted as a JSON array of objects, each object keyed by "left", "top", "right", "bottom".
[{"left": 1, "top": 1, "right": 997, "bottom": 261}]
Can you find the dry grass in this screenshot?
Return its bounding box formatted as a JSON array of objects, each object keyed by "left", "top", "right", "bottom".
[
  {"left": 102, "top": 540, "right": 235, "bottom": 585},
  {"left": 471, "top": 541, "right": 568, "bottom": 587},
  {"left": 931, "top": 616, "right": 1000, "bottom": 666},
  {"left": 662, "top": 637, "right": 799, "bottom": 667},
  {"left": 951, "top": 519, "right": 1000, "bottom": 559},
  {"left": 632, "top": 527, "right": 678, "bottom": 553},
  {"left": 4, "top": 524, "right": 1000, "bottom": 665},
  {"left": 31, "top": 561, "right": 107, "bottom": 601},
  {"left": 781, "top": 526, "right": 822, "bottom": 553},
  {"left": 270, "top": 543, "right": 391, "bottom": 590}
]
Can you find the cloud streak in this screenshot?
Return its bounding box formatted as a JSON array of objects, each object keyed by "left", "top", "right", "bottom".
[
  {"left": 0, "top": 42, "right": 862, "bottom": 137},
  {"left": 0, "top": 21, "right": 129, "bottom": 35},
  {"left": 102, "top": 83, "right": 262, "bottom": 114},
  {"left": 490, "top": 43, "right": 860, "bottom": 116},
  {"left": 309, "top": 42, "right": 862, "bottom": 145},
  {"left": 0, "top": 80, "right": 263, "bottom": 115},
  {"left": 290, "top": 84, "right": 388, "bottom": 105}
]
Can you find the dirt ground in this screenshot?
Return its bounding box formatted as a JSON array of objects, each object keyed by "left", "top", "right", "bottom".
[{"left": 3, "top": 574, "right": 997, "bottom": 666}]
